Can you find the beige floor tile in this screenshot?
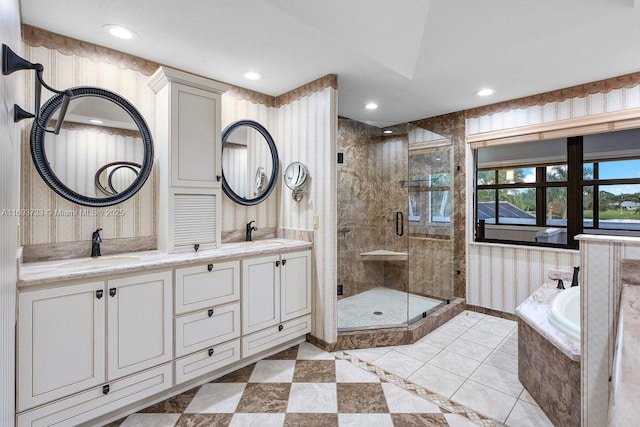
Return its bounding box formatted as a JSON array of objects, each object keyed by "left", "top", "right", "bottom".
[
  {"left": 469, "top": 363, "right": 523, "bottom": 397},
  {"left": 445, "top": 338, "right": 494, "bottom": 362},
  {"left": 371, "top": 349, "right": 425, "bottom": 378},
  {"left": 185, "top": 383, "right": 246, "bottom": 414},
  {"left": 451, "top": 380, "right": 517, "bottom": 422},
  {"left": 381, "top": 383, "right": 441, "bottom": 413},
  {"left": 458, "top": 328, "right": 504, "bottom": 348},
  {"left": 287, "top": 383, "right": 337, "bottom": 413},
  {"left": 434, "top": 322, "right": 470, "bottom": 337},
  {"left": 407, "top": 363, "right": 466, "bottom": 398},
  {"left": 343, "top": 346, "right": 393, "bottom": 363},
  {"left": 393, "top": 340, "right": 441, "bottom": 362},
  {"left": 296, "top": 342, "right": 335, "bottom": 360},
  {"left": 229, "top": 413, "right": 285, "bottom": 427},
  {"left": 471, "top": 320, "right": 515, "bottom": 338},
  {"left": 518, "top": 388, "right": 540, "bottom": 406},
  {"left": 505, "top": 400, "right": 554, "bottom": 427},
  {"left": 443, "top": 413, "right": 480, "bottom": 427},
  {"left": 495, "top": 336, "right": 518, "bottom": 356},
  {"left": 335, "top": 360, "right": 380, "bottom": 383},
  {"left": 120, "top": 414, "right": 181, "bottom": 427},
  {"left": 427, "top": 350, "right": 482, "bottom": 378},
  {"left": 338, "top": 413, "right": 394, "bottom": 427},
  {"left": 418, "top": 330, "right": 458, "bottom": 348},
  {"left": 484, "top": 349, "right": 518, "bottom": 374},
  {"left": 248, "top": 360, "right": 296, "bottom": 383}
]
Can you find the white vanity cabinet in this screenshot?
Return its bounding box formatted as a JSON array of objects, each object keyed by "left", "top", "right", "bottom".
[
  {"left": 241, "top": 250, "right": 312, "bottom": 357},
  {"left": 149, "top": 66, "right": 230, "bottom": 254},
  {"left": 174, "top": 261, "right": 241, "bottom": 384},
  {"left": 17, "top": 271, "right": 173, "bottom": 417}
]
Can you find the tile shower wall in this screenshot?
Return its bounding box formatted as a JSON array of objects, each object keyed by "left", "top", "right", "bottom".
[
  {"left": 0, "top": 0, "right": 22, "bottom": 424},
  {"left": 337, "top": 119, "right": 407, "bottom": 299}
]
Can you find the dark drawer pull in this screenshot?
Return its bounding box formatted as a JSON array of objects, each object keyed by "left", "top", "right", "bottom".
[
  {"left": 278, "top": 324, "right": 283, "bottom": 332},
  {"left": 275, "top": 260, "right": 280, "bottom": 267},
  {"left": 96, "top": 290, "right": 103, "bottom": 299},
  {"left": 282, "top": 259, "right": 287, "bottom": 266},
  {"left": 216, "top": 175, "right": 221, "bottom": 182},
  {"left": 109, "top": 288, "right": 117, "bottom": 297},
  {"left": 208, "top": 309, "right": 214, "bottom": 317},
  {"left": 208, "top": 348, "right": 214, "bottom": 357},
  {"left": 207, "top": 264, "right": 213, "bottom": 272},
  {"left": 102, "top": 384, "right": 110, "bottom": 394}
]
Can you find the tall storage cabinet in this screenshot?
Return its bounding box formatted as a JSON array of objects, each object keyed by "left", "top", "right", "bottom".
[{"left": 149, "top": 67, "right": 230, "bottom": 253}]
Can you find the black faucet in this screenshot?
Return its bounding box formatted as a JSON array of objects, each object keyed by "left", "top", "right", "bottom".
[
  {"left": 556, "top": 279, "right": 565, "bottom": 290},
  {"left": 571, "top": 266, "right": 579, "bottom": 287},
  {"left": 91, "top": 228, "right": 102, "bottom": 257},
  {"left": 246, "top": 221, "right": 257, "bottom": 242}
]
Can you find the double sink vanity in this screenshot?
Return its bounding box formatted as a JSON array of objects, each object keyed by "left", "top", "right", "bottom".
[{"left": 16, "top": 239, "right": 312, "bottom": 426}]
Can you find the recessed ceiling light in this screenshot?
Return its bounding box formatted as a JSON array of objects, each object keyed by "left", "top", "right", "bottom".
[
  {"left": 89, "top": 119, "right": 104, "bottom": 125},
  {"left": 364, "top": 102, "right": 378, "bottom": 110},
  {"left": 243, "top": 71, "right": 262, "bottom": 81},
  {"left": 476, "top": 88, "right": 494, "bottom": 97},
  {"left": 383, "top": 130, "right": 393, "bottom": 134},
  {"left": 103, "top": 24, "right": 137, "bottom": 40}
]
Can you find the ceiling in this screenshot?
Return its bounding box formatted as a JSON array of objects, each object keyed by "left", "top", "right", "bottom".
[{"left": 19, "top": 0, "right": 640, "bottom": 127}]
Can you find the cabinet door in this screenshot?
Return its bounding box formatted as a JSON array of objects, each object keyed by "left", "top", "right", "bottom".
[
  {"left": 107, "top": 271, "right": 172, "bottom": 380},
  {"left": 175, "top": 260, "right": 239, "bottom": 314},
  {"left": 170, "top": 83, "right": 221, "bottom": 188},
  {"left": 242, "top": 255, "right": 280, "bottom": 334},
  {"left": 17, "top": 281, "right": 106, "bottom": 411},
  {"left": 280, "top": 250, "right": 312, "bottom": 322}
]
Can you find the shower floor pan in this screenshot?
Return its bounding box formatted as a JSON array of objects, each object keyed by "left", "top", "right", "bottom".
[{"left": 337, "top": 287, "right": 443, "bottom": 331}]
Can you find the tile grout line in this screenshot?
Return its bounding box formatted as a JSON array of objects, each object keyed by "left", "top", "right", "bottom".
[{"left": 334, "top": 351, "right": 506, "bottom": 427}]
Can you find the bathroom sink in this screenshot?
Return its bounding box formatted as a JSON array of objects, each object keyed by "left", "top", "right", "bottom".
[
  {"left": 236, "top": 239, "right": 288, "bottom": 247},
  {"left": 57, "top": 256, "right": 142, "bottom": 269}
]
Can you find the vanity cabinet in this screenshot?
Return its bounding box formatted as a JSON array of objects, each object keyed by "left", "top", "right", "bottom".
[
  {"left": 174, "top": 261, "right": 241, "bottom": 384},
  {"left": 241, "top": 250, "right": 312, "bottom": 357},
  {"left": 17, "top": 271, "right": 173, "bottom": 413},
  {"left": 149, "top": 66, "right": 230, "bottom": 253}
]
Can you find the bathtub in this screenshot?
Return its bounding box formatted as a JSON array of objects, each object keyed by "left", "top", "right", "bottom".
[{"left": 549, "top": 286, "right": 581, "bottom": 341}]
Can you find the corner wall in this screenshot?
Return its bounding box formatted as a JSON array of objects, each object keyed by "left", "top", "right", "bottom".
[{"left": 0, "top": 0, "right": 23, "bottom": 424}]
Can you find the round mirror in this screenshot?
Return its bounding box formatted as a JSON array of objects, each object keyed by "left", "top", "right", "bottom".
[
  {"left": 221, "top": 120, "right": 279, "bottom": 206},
  {"left": 31, "top": 86, "right": 153, "bottom": 207},
  {"left": 284, "top": 162, "right": 309, "bottom": 190}
]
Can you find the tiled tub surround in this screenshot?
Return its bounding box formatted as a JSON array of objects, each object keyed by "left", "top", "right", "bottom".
[
  {"left": 608, "top": 260, "right": 640, "bottom": 426},
  {"left": 515, "top": 282, "right": 580, "bottom": 427}
]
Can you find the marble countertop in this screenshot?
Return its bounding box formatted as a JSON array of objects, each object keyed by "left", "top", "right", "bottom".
[
  {"left": 608, "top": 271, "right": 640, "bottom": 426},
  {"left": 18, "top": 239, "right": 313, "bottom": 288},
  {"left": 515, "top": 282, "right": 581, "bottom": 361}
]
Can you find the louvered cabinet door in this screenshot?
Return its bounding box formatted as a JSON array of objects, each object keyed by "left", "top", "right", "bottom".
[{"left": 170, "top": 191, "right": 220, "bottom": 251}]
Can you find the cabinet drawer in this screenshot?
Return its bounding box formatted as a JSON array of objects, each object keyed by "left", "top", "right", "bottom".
[
  {"left": 175, "top": 303, "right": 240, "bottom": 357},
  {"left": 175, "top": 339, "right": 241, "bottom": 385},
  {"left": 17, "top": 364, "right": 172, "bottom": 427},
  {"left": 241, "top": 315, "right": 311, "bottom": 358},
  {"left": 176, "top": 260, "right": 239, "bottom": 314}
]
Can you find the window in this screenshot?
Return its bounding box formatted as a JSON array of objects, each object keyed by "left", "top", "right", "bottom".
[{"left": 474, "top": 128, "right": 640, "bottom": 248}]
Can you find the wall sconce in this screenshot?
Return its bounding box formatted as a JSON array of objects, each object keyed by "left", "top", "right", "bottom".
[
  {"left": 2, "top": 44, "right": 73, "bottom": 133},
  {"left": 283, "top": 162, "right": 309, "bottom": 202}
]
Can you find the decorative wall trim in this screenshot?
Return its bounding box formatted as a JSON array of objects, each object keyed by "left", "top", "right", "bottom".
[
  {"left": 22, "top": 24, "right": 160, "bottom": 76},
  {"left": 275, "top": 74, "right": 338, "bottom": 107},
  {"left": 466, "top": 71, "right": 640, "bottom": 119},
  {"left": 226, "top": 86, "right": 276, "bottom": 107}
]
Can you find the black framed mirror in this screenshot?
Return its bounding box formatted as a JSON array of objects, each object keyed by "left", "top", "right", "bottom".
[
  {"left": 31, "top": 86, "right": 154, "bottom": 207},
  {"left": 221, "top": 119, "right": 279, "bottom": 206}
]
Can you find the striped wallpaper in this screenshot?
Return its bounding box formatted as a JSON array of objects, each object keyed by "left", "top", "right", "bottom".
[{"left": 1, "top": 0, "right": 22, "bottom": 425}]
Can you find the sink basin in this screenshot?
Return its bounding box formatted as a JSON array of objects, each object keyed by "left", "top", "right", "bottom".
[
  {"left": 57, "top": 256, "right": 141, "bottom": 269},
  {"left": 235, "top": 239, "right": 287, "bottom": 247}
]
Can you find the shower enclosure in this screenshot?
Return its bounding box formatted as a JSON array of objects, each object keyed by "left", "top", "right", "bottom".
[{"left": 337, "top": 119, "right": 456, "bottom": 331}]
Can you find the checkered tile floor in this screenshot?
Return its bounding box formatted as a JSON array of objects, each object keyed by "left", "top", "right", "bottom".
[{"left": 105, "top": 341, "right": 496, "bottom": 427}]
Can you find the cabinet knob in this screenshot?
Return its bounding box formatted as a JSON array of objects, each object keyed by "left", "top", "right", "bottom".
[
  {"left": 278, "top": 324, "right": 284, "bottom": 332},
  {"left": 102, "top": 384, "right": 110, "bottom": 395},
  {"left": 208, "top": 348, "right": 214, "bottom": 357},
  {"left": 208, "top": 309, "right": 214, "bottom": 317},
  {"left": 207, "top": 264, "right": 214, "bottom": 272},
  {"left": 275, "top": 260, "right": 280, "bottom": 267},
  {"left": 216, "top": 175, "right": 221, "bottom": 182},
  {"left": 282, "top": 259, "right": 287, "bottom": 266},
  {"left": 96, "top": 290, "right": 103, "bottom": 299},
  {"left": 109, "top": 288, "right": 117, "bottom": 297}
]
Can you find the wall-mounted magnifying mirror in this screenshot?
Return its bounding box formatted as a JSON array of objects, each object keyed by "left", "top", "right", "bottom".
[
  {"left": 32, "top": 86, "right": 154, "bottom": 207},
  {"left": 284, "top": 161, "right": 309, "bottom": 202},
  {"left": 221, "top": 120, "right": 279, "bottom": 206}
]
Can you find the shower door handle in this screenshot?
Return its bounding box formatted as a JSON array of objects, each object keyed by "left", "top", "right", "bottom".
[{"left": 396, "top": 211, "right": 404, "bottom": 236}]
